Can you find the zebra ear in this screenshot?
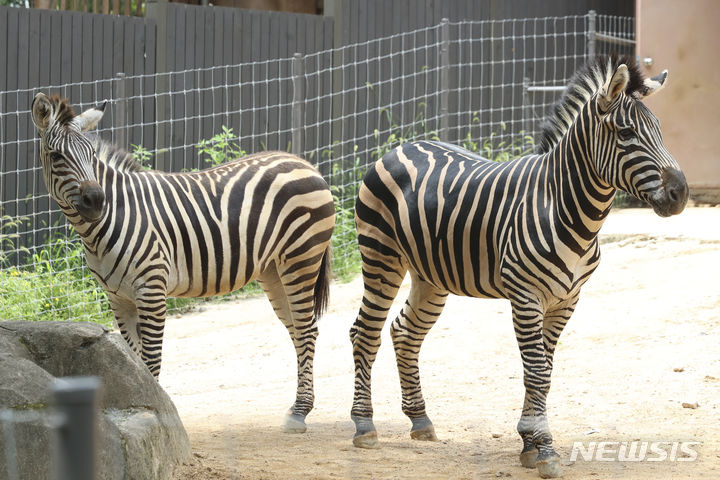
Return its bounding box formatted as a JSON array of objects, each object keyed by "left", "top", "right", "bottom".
[
  {"left": 72, "top": 101, "right": 107, "bottom": 132},
  {"left": 31, "top": 92, "right": 55, "bottom": 133},
  {"left": 599, "top": 64, "right": 630, "bottom": 112},
  {"left": 639, "top": 70, "right": 668, "bottom": 98}
]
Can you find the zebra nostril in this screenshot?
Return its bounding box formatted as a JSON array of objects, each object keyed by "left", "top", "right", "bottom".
[
  {"left": 662, "top": 168, "right": 689, "bottom": 209},
  {"left": 80, "top": 186, "right": 105, "bottom": 212}
]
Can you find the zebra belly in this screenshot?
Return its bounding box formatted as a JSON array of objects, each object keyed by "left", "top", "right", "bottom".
[
  {"left": 164, "top": 253, "right": 265, "bottom": 298},
  {"left": 166, "top": 276, "right": 256, "bottom": 298}
]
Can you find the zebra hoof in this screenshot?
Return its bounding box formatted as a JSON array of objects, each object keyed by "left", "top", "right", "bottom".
[
  {"left": 536, "top": 455, "right": 563, "bottom": 478},
  {"left": 353, "top": 430, "right": 381, "bottom": 449},
  {"left": 351, "top": 415, "right": 378, "bottom": 448},
  {"left": 282, "top": 413, "right": 307, "bottom": 434},
  {"left": 410, "top": 415, "right": 438, "bottom": 441},
  {"left": 410, "top": 426, "right": 438, "bottom": 441},
  {"left": 520, "top": 448, "right": 539, "bottom": 468}
]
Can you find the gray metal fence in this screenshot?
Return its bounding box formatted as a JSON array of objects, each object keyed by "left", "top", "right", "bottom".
[
  {"left": 0, "top": 12, "right": 634, "bottom": 326},
  {"left": 1, "top": 377, "right": 100, "bottom": 480}
]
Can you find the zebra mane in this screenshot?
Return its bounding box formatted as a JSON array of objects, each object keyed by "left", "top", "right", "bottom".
[
  {"left": 89, "top": 135, "right": 145, "bottom": 173},
  {"left": 535, "top": 55, "right": 645, "bottom": 154},
  {"left": 48, "top": 95, "right": 76, "bottom": 126}
]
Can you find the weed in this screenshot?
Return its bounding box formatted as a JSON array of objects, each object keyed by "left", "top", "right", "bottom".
[
  {"left": 130, "top": 144, "right": 153, "bottom": 169},
  {"left": 196, "top": 126, "right": 246, "bottom": 167},
  {"left": 0, "top": 213, "right": 30, "bottom": 266},
  {"left": 0, "top": 231, "right": 114, "bottom": 327},
  {"left": 461, "top": 118, "right": 535, "bottom": 161}
]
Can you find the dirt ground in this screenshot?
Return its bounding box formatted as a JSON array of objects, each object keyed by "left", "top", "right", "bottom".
[{"left": 163, "top": 207, "right": 720, "bottom": 480}]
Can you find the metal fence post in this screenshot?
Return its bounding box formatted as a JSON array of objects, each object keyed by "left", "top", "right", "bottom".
[
  {"left": 587, "top": 10, "right": 597, "bottom": 58},
  {"left": 439, "top": 18, "right": 450, "bottom": 142},
  {"left": 53, "top": 377, "right": 101, "bottom": 480},
  {"left": 522, "top": 77, "right": 531, "bottom": 134},
  {"left": 324, "top": 0, "right": 343, "bottom": 178},
  {"left": 0, "top": 409, "right": 19, "bottom": 480},
  {"left": 146, "top": 0, "right": 169, "bottom": 171},
  {"left": 115, "top": 73, "right": 127, "bottom": 149},
  {"left": 291, "top": 53, "right": 305, "bottom": 157}
]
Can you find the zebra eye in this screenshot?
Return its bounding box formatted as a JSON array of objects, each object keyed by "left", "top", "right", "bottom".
[
  {"left": 618, "top": 127, "right": 634, "bottom": 141},
  {"left": 50, "top": 152, "right": 64, "bottom": 163}
]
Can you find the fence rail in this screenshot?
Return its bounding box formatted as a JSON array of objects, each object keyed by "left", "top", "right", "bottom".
[{"left": 0, "top": 11, "right": 635, "bottom": 325}]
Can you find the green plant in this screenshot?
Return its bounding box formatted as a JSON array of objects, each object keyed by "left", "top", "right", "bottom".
[
  {"left": 331, "top": 195, "right": 362, "bottom": 282},
  {"left": 130, "top": 143, "right": 154, "bottom": 169},
  {"left": 462, "top": 119, "right": 535, "bottom": 162},
  {"left": 0, "top": 231, "right": 114, "bottom": 327},
  {"left": 0, "top": 214, "right": 30, "bottom": 267},
  {"left": 196, "top": 126, "right": 246, "bottom": 167}
]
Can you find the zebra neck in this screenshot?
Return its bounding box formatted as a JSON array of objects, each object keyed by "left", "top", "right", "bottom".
[
  {"left": 545, "top": 128, "right": 616, "bottom": 249},
  {"left": 66, "top": 214, "right": 105, "bottom": 255},
  {"left": 67, "top": 160, "right": 114, "bottom": 252}
]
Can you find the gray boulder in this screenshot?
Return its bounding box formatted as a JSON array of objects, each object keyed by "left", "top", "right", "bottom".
[{"left": 0, "top": 321, "right": 191, "bottom": 480}]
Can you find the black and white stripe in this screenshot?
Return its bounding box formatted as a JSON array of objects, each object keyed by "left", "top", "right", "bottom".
[
  {"left": 32, "top": 93, "right": 335, "bottom": 432},
  {"left": 348, "top": 56, "right": 688, "bottom": 477}
]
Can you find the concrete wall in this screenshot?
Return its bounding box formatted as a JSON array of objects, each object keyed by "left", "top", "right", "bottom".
[{"left": 637, "top": 0, "right": 720, "bottom": 201}]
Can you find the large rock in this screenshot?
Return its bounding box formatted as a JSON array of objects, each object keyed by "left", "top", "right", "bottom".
[{"left": 0, "top": 321, "right": 191, "bottom": 480}]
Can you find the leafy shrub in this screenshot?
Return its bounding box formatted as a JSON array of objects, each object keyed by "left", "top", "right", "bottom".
[{"left": 196, "top": 126, "right": 247, "bottom": 167}]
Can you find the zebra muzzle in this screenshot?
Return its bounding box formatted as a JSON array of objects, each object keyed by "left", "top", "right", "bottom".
[
  {"left": 77, "top": 181, "right": 106, "bottom": 222},
  {"left": 648, "top": 168, "right": 689, "bottom": 217}
]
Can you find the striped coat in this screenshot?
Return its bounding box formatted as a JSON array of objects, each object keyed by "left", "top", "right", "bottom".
[
  {"left": 348, "top": 56, "right": 688, "bottom": 478},
  {"left": 31, "top": 93, "right": 335, "bottom": 432}
]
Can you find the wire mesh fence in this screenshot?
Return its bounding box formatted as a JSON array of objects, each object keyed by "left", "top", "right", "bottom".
[{"left": 0, "top": 12, "right": 634, "bottom": 326}]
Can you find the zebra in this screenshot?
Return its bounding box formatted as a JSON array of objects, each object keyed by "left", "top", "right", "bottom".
[
  {"left": 348, "top": 55, "right": 688, "bottom": 478},
  {"left": 30, "top": 93, "right": 335, "bottom": 433}
]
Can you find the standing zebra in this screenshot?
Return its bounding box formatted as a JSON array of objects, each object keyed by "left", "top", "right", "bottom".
[
  {"left": 31, "top": 93, "right": 335, "bottom": 433},
  {"left": 349, "top": 56, "right": 688, "bottom": 478}
]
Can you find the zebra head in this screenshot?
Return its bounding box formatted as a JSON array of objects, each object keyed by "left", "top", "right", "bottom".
[
  {"left": 31, "top": 93, "right": 107, "bottom": 223},
  {"left": 594, "top": 62, "right": 688, "bottom": 217}
]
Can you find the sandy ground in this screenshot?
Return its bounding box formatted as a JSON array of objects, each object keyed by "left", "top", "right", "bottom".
[{"left": 163, "top": 207, "right": 720, "bottom": 480}]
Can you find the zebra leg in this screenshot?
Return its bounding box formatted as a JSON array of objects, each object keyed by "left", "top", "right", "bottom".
[
  {"left": 108, "top": 292, "right": 166, "bottom": 379},
  {"left": 513, "top": 297, "right": 577, "bottom": 479},
  {"left": 258, "top": 265, "right": 311, "bottom": 433},
  {"left": 279, "top": 253, "right": 327, "bottom": 433},
  {"left": 350, "top": 252, "right": 407, "bottom": 449},
  {"left": 512, "top": 297, "right": 556, "bottom": 474},
  {"left": 135, "top": 292, "right": 168, "bottom": 379},
  {"left": 390, "top": 273, "right": 447, "bottom": 442},
  {"left": 107, "top": 294, "right": 142, "bottom": 357}
]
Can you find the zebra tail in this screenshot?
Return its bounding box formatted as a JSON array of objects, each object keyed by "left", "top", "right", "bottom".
[{"left": 313, "top": 244, "right": 332, "bottom": 320}]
